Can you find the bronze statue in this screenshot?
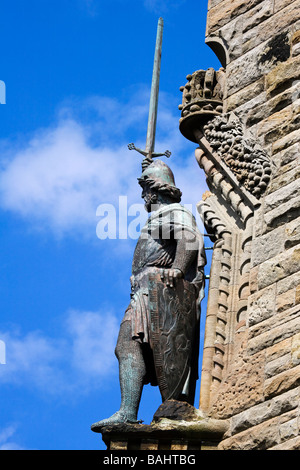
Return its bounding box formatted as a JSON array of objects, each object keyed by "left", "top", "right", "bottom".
[
  {"left": 91, "top": 18, "right": 206, "bottom": 431},
  {"left": 91, "top": 158, "right": 206, "bottom": 430}
]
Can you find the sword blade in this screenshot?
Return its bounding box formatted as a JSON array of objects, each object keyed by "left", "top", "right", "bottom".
[{"left": 145, "top": 17, "right": 163, "bottom": 157}]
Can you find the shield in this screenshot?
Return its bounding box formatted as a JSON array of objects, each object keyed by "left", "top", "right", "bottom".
[{"left": 148, "top": 272, "right": 198, "bottom": 402}]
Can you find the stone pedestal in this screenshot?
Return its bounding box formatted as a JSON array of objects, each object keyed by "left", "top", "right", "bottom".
[{"left": 94, "top": 400, "right": 228, "bottom": 451}]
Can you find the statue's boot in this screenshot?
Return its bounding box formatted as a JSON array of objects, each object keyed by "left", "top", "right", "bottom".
[{"left": 91, "top": 322, "right": 146, "bottom": 432}]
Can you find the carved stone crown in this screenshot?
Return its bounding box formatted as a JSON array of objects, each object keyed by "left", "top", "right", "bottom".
[{"left": 179, "top": 68, "right": 225, "bottom": 143}]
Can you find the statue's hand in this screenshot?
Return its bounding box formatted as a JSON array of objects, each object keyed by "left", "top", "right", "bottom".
[{"left": 160, "top": 268, "right": 183, "bottom": 288}]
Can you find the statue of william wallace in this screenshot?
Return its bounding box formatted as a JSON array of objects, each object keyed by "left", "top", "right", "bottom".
[{"left": 91, "top": 19, "right": 206, "bottom": 431}]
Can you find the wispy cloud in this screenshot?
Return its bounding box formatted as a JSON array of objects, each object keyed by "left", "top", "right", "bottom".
[
  {"left": 78, "top": 0, "right": 187, "bottom": 16},
  {"left": 0, "top": 425, "right": 26, "bottom": 450},
  {"left": 143, "top": 0, "right": 187, "bottom": 14},
  {"left": 0, "top": 310, "right": 119, "bottom": 397}
]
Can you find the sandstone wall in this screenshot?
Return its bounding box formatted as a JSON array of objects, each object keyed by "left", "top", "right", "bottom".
[{"left": 204, "top": 0, "right": 300, "bottom": 450}]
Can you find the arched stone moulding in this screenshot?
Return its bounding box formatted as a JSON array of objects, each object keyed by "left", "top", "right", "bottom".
[{"left": 196, "top": 144, "right": 256, "bottom": 416}]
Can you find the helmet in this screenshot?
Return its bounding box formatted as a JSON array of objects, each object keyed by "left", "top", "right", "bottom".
[
  {"left": 137, "top": 160, "right": 182, "bottom": 202},
  {"left": 138, "top": 160, "right": 177, "bottom": 188}
]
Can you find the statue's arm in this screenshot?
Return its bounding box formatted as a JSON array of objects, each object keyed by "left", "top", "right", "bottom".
[
  {"left": 172, "top": 234, "right": 198, "bottom": 275},
  {"left": 160, "top": 232, "right": 198, "bottom": 287}
]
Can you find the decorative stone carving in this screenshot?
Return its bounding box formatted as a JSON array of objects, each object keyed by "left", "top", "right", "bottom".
[
  {"left": 202, "top": 114, "right": 272, "bottom": 199},
  {"left": 179, "top": 68, "right": 272, "bottom": 201},
  {"left": 196, "top": 189, "right": 256, "bottom": 414},
  {"left": 179, "top": 68, "right": 226, "bottom": 143}
]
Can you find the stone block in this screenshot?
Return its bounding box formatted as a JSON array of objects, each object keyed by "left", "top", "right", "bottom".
[
  {"left": 264, "top": 198, "right": 300, "bottom": 233},
  {"left": 262, "top": 182, "right": 300, "bottom": 233},
  {"left": 257, "top": 101, "right": 300, "bottom": 146},
  {"left": 264, "top": 363, "right": 300, "bottom": 398},
  {"left": 225, "top": 78, "right": 265, "bottom": 113},
  {"left": 291, "top": 333, "right": 300, "bottom": 365},
  {"left": 231, "top": 91, "right": 268, "bottom": 128},
  {"left": 291, "top": 29, "right": 300, "bottom": 56},
  {"left": 253, "top": 205, "right": 265, "bottom": 238},
  {"left": 226, "top": 44, "right": 266, "bottom": 96},
  {"left": 249, "top": 97, "right": 290, "bottom": 131},
  {"left": 251, "top": 226, "right": 285, "bottom": 266},
  {"left": 208, "top": 0, "right": 224, "bottom": 9},
  {"left": 276, "top": 288, "right": 296, "bottom": 313},
  {"left": 266, "top": 336, "right": 292, "bottom": 363},
  {"left": 270, "top": 166, "right": 300, "bottom": 194},
  {"left": 257, "top": 245, "right": 300, "bottom": 289},
  {"left": 210, "top": 16, "right": 244, "bottom": 63},
  {"left": 207, "top": 0, "right": 264, "bottom": 33},
  {"left": 296, "top": 285, "right": 300, "bottom": 305},
  {"left": 249, "top": 265, "right": 259, "bottom": 293},
  {"left": 152, "top": 400, "right": 203, "bottom": 423},
  {"left": 272, "top": 128, "right": 300, "bottom": 154},
  {"left": 110, "top": 440, "right": 128, "bottom": 450},
  {"left": 265, "top": 54, "right": 300, "bottom": 96},
  {"left": 243, "top": 1, "right": 274, "bottom": 34},
  {"left": 274, "top": 0, "right": 299, "bottom": 12},
  {"left": 243, "top": 2, "right": 300, "bottom": 54},
  {"left": 265, "top": 353, "right": 292, "bottom": 379},
  {"left": 265, "top": 179, "right": 300, "bottom": 212},
  {"left": 269, "top": 436, "right": 300, "bottom": 450},
  {"left": 278, "top": 414, "right": 299, "bottom": 442},
  {"left": 248, "top": 305, "right": 300, "bottom": 354},
  {"left": 272, "top": 142, "right": 299, "bottom": 169},
  {"left": 277, "top": 270, "right": 300, "bottom": 295},
  {"left": 246, "top": 90, "right": 300, "bottom": 137},
  {"left": 284, "top": 216, "right": 300, "bottom": 250},
  {"left": 140, "top": 440, "right": 159, "bottom": 450},
  {"left": 218, "top": 414, "right": 281, "bottom": 450},
  {"left": 248, "top": 284, "right": 276, "bottom": 326},
  {"left": 230, "top": 388, "right": 299, "bottom": 435}
]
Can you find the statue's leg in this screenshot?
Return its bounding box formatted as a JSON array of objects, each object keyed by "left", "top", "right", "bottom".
[
  {"left": 91, "top": 320, "right": 146, "bottom": 430},
  {"left": 115, "top": 320, "right": 146, "bottom": 421}
]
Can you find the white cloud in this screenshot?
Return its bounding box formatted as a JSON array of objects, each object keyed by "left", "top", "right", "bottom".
[
  {"left": 0, "top": 90, "right": 205, "bottom": 239},
  {"left": 0, "top": 118, "right": 138, "bottom": 238},
  {"left": 0, "top": 310, "right": 119, "bottom": 396},
  {"left": 65, "top": 309, "right": 119, "bottom": 378},
  {"left": 0, "top": 425, "right": 26, "bottom": 450}
]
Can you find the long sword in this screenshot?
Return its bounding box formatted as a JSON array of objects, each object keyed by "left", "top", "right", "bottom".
[{"left": 128, "top": 17, "right": 171, "bottom": 167}]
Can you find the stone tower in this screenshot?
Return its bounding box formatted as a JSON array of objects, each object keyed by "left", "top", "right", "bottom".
[
  {"left": 97, "top": 1, "right": 300, "bottom": 451},
  {"left": 178, "top": 0, "right": 300, "bottom": 450}
]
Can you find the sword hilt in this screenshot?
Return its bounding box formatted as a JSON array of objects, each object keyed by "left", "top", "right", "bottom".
[{"left": 128, "top": 143, "right": 171, "bottom": 159}]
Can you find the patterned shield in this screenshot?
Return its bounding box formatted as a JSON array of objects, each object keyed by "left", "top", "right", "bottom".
[{"left": 148, "top": 272, "right": 198, "bottom": 402}]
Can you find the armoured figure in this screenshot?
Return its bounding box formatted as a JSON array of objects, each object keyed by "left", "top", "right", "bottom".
[{"left": 91, "top": 159, "right": 206, "bottom": 430}]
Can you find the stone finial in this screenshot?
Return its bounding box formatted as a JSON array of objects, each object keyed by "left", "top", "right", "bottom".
[{"left": 179, "top": 68, "right": 225, "bottom": 143}]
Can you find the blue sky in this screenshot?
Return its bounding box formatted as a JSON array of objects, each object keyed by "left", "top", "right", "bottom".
[{"left": 0, "top": 0, "right": 220, "bottom": 450}]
